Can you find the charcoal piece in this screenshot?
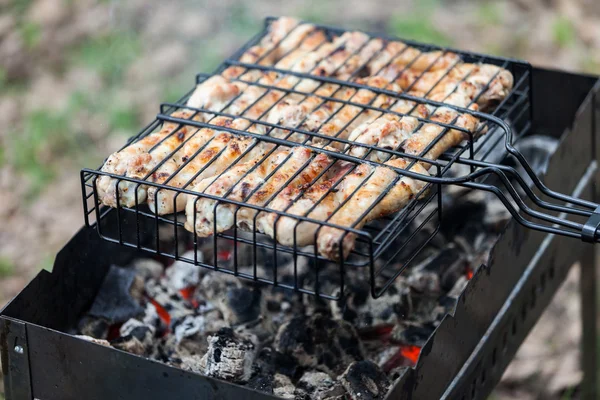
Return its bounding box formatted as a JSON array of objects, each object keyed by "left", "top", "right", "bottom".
[
  {"left": 295, "top": 371, "right": 346, "bottom": 399},
  {"left": 220, "top": 286, "right": 262, "bottom": 325},
  {"left": 440, "top": 197, "right": 487, "bottom": 240},
  {"left": 434, "top": 246, "right": 468, "bottom": 292},
  {"left": 273, "top": 350, "right": 299, "bottom": 378},
  {"left": 198, "top": 272, "right": 242, "bottom": 302},
  {"left": 169, "top": 312, "right": 227, "bottom": 357},
  {"left": 146, "top": 279, "right": 195, "bottom": 323},
  {"left": 274, "top": 313, "right": 364, "bottom": 376},
  {"left": 331, "top": 282, "right": 411, "bottom": 329},
  {"left": 172, "top": 312, "right": 226, "bottom": 343},
  {"left": 339, "top": 360, "right": 390, "bottom": 400},
  {"left": 252, "top": 346, "right": 276, "bottom": 375},
  {"left": 77, "top": 315, "right": 109, "bottom": 339},
  {"left": 110, "top": 334, "right": 147, "bottom": 355},
  {"left": 164, "top": 255, "right": 202, "bottom": 290},
  {"left": 120, "top": 318, "right": 156, "bottom": 337},
  {"left": 132, "top": 258, "right": 164, "bottom": 281},
  {"left": 272, "top": 373, "right": 296, "bottom": 399},
  {"left": 153, "top": 336, "right": 186, "bottom": 366},
  {"left": 391, "top": 323, "right": 434, "bottom": 347},
  {"left": 201, "top": 327, "right": 258, "bottom": 383},
  {"left": 141, "top": 302, "right": 164, "bottom": 332},
  {"left": 88, "top": 265, "right": 144, "bottom": 323}
]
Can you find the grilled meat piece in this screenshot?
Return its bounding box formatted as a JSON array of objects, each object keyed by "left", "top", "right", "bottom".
[{"left": 317, "top": 158, "right": 429, "bottom": 261}]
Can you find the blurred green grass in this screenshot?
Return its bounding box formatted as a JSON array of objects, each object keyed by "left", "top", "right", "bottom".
[
  {"left": 71, "top": 32, "right": 141, "bottom": 85},
  {"left": 389, "top": 0, "right": 452, "bottom": 46},
  {"left": 0, "top": 258, "right": 15, "bottom": 278},
  {"left": 552, "top": 15, "right": 576, "bottom": 48}
]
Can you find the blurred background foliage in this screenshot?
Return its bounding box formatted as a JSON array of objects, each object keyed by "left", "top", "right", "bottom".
[{"left": 0, "top": 0, "right": 599, "bottom": 398}]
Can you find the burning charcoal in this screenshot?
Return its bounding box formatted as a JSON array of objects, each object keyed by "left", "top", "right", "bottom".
[
  {"left": 141, "top": 302, "right": 164, "bottom": 333},
  {"left": 146, "top": 279, "right": 195, "bottom": 322},
  {"left": 201, "top": 327, "right": 258, "bottom": 383},
  {"left": 274, "top": 313, "right": 364, "bottom": 376},
  {"left": 132, "top": 258, "right": 164, "bottom": 281},
  {"left": 77, "top": 315, "right": 109, "bottom": 340},
  {"left": 74, "top": 335, "right": 111, "bottom": 347},
  {"left": 164, "top": 252, "right": 203, "bottom": 290},
  {"left": 295, "top": 371, "right": 346, "bottom": 399},
  {"left": 390, "top": 322, "right": 434, "bottom": 347},
  {"left": 272, "top": 373, "right": 296, "bottom": 399},
  {"left": 339, "top": 360, "right": 390, "bottom": 400},
  {"left": 168, "top": 311, "right": 227, "bottom": 357},
  {"left": 88, "top": 265, "right": 144, "bottom": 324}
]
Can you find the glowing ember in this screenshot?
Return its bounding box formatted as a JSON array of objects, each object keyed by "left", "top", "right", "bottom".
[
  {"left": 148, "top": 298, "right": 171, "bottom": 326},
  {"left": 382, "top": 345, "right": 421, "bottom": 372},
  {"left": 401, "top": 345, "right": 421, "bottom": 364},
  {"left": 217, "top": 250, "right": 232, "bottom": 261},
  {"left": 359, "top": 325, "right": 394, "bottom": 341},
  {"left": 466, "top": 267, "right": 474, "bottom": 280},
  {"left": 179, "top": 286, "right": 200, "bottom": 308},
  {"left": 179, "top": 286, "right": 195, "bottom": 300}
]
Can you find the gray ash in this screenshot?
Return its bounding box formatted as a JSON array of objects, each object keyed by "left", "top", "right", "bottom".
[
  {"left": 201, "top": 327, "right": 257, "bottom": 383},
  {"left": 75, "top": 186, "right": 512, "bottom": 398}
]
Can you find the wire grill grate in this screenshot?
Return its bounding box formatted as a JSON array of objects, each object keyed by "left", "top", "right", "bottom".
[{"left": 81, "top": 17, "right": 597, "bottom": 299}]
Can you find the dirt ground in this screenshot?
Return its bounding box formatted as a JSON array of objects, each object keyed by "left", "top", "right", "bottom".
[{"left": 1, "top": 0, "right": 599, "bottom": 398}]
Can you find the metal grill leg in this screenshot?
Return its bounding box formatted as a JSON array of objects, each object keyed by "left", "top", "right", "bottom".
[{"left": 580, "top": 245, "right": 598, "bottom": 400}]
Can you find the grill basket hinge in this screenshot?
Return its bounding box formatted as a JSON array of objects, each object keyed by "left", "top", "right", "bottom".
[
  {"left": 1, "top": 317, "right": 33, "bottom": 400},
  {"left": 582, "top": 205, "right": 600, "bottom": 243}
]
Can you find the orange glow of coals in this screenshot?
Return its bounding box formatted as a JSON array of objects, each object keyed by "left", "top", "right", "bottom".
[
  {"left": 401, "top": 345, "right": 421, "bottom": 365},
  {"left": 466, "top": 267, "right": 474, "bottom": 280},
  {"left": 217, "top": 250, "right": 232, "bottom": 261},
  {"left": 359, "top": 324, "right": 394, "bottom": 341},
  {"left": 179, "top": 286, "right": 195, "bottom": 300},
  {"left": 149, "top": 298, "right": 171, "bottom": 326},
  {"left": 179, "top": 286, "right": 200, "bottom": 308},
  {"left": 382, "top": 345, "right": 422, "bottom": 372}
]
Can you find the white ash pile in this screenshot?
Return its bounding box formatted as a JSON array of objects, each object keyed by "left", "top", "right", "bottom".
[{"left": 75, "top": 189, "right": 510, "bottom": 399}]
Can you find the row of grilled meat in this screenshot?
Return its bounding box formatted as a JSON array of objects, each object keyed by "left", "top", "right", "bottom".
[{"left": 95, "top": 17, "right": 514, "bottom": 261}]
